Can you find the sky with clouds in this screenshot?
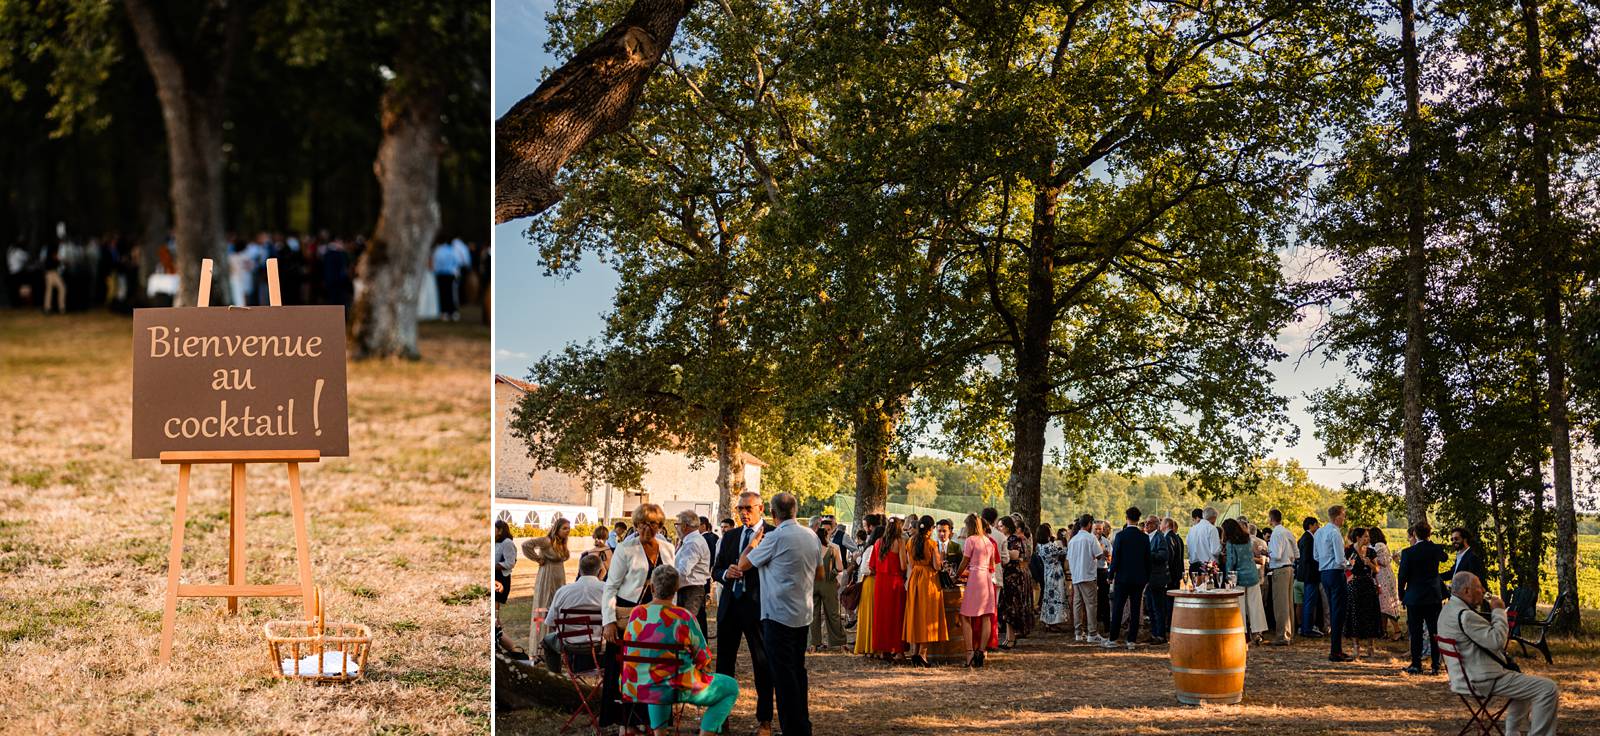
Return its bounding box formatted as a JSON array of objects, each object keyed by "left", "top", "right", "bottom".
[{"left": 493, "top": 1, "right": 1367, "bottom": 489}]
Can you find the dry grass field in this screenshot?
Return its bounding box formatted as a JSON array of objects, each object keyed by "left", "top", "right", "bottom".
[
  {"left": 0, "top": 310, "right": 491, "bottom": 735},
  {"left": 498, "top": 563, "right": 1600, "bottom": 735}
]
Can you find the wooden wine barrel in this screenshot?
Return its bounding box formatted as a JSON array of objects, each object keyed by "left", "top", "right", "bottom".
[
  {"left": 924, "top": 586, "right": 969, "bottom": 664},
  {"left": 1167, "top": 589, "right": 1247, "bottom": 705}
]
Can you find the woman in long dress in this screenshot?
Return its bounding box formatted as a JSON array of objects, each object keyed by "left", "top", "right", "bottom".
[
  {"left": 996, "top": 516, "right": 1032, "bottom": 647},
  {"left": 902, "top": 515, "right": 948, "bottom": 666},
  {"left": 869, "top": 517, "right": 908, "bottom": 659},
  {"left": 522, "top": 517, "right": 571, "bottom": 649},
  {"left": 1344, "top": 526, "right": 1384, "bottom": 659},
  {"left": 1036, "top": 526, "right": 1069, "bottom": 630},
  {"left": 1369, "top": 527, "right": 1403, "bottom": 639},
  {"left": 852, "top": 516, "right": 884, "bottom": 656},
  {"left": 957, "top": 514, "right": 997, "bottom": 667}
]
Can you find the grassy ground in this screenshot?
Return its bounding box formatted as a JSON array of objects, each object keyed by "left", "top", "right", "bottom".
[
  {"left": 0, "top": 310, "right": 491, "bottom": 735},
  {"left": 497, "top": 563, "right": 1600, "bottom": 735}
]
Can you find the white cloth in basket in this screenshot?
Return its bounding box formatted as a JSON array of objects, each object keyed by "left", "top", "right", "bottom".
[{"left": 280, "top": 650, "right": 361, "bottom": 677}]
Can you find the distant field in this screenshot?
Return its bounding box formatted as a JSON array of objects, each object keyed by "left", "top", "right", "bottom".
[{"left": 0, "top": 311, "right": 490, "bottom": 735}]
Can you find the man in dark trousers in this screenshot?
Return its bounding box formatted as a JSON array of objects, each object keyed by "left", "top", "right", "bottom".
[
  {"left": 1399, "top": 520, "right": 1450, "bottom": 674},
  {"left": 712, "top": 491, "right": 776, "bottom": 736},
  {"left": 1105, "top": 507, "right": 1152, "bottom": 649},
  {"left": 1296, "top": 516, "right": 1325, "bottom": 637},
  {"left": 1163, "top": 516, "right": 1184, "bottom": 641}
]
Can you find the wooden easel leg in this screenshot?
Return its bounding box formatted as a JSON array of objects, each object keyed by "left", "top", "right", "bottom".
[
  {"left": 228, "top": 462, "right": 246, "bottom": 614},
  {"left": 159, "top": 464, "right": 192, "bottom": 665},
  {"left": 286, "top": 462, "right": 315, "bottom": 618}
]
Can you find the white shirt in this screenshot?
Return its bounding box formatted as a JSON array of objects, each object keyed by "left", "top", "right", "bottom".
[
  {"left": 1097, "top": 535, "right": 1111, "bottom": 570},
  {"left": 674, "top": 528, "right": 712, "bottom": 587},
  {"left": 746, "top": 519, "right": 821, "bottom": 628},
  {"left": 546, "top": 576, "right": 606, "bottom": 644},
  {"left": 601, "top": 535, "right": 676, "bottom": 626},
  {"left": 1187, "top": 519, "right": 1221, "bottom": 564},
  {"left": 1067, "top": 529, "right": 1102, "bottom": 583},
  {"left": 495, "top": 538, "right": 519, "bottom": 575},
  {"left": 1268, "top": 524, "right": 1297, "bottom": 569}
]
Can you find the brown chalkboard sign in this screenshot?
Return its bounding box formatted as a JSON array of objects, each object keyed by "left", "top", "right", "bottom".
[{"left": 131, "top": 306, "right": 349, "bottom": 458}]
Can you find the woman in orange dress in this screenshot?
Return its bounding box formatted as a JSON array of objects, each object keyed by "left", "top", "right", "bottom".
[
  {"left": 869, "top": 517, "right": 907, "bottom": 659},
  {"left": 902, "top": 515, "right": 948, "bottom": 666}
]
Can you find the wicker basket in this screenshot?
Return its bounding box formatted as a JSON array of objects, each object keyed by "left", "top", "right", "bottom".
[{"left": 263, "top": 587, "right": 371, "bottom": 683}]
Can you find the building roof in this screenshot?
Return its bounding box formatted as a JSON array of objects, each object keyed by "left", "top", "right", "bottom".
[{"left": 493, "top": 373, "right": 768, "bottom": 468}]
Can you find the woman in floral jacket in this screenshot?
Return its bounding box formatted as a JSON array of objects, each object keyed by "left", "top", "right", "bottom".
[{"left": 620, "top": 565, "right": 739, "bottom": 735}]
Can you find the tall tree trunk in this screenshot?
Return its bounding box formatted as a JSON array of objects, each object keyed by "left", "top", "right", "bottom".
[
  {"left": 1004, "top": 179, "right": 1060, "bottom": 531},
  {"left": 495, "top": 0, "right": 695, "bottom": 222},
  {"left": 122, "top": 0, "right": 246, "bottom": 307},
  {"left": 714, "top": 405, "right": 746, "bottom": 521},
  {"left": 350, "top": 78, "right": 443, "bottom": 359},
  {"left": 852, "top": 402, "right": 898, "bottom": 523},
  {"left": 1519, "top": 0, "right": 1581, "bottom": 632},
  {"left": 1399, "top": 0, "right": 1429, "bottom": 527},
  {"left": 135, "top": 150, "right": 168, "bottom": 305}
]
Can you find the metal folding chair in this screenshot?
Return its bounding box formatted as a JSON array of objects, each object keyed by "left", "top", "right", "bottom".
[
  {"left": 1435, "top": 635, "right": 1510, "bottom": 736},
  {"left": 550, "top": 606, "right": 603, "bottom": 735}
]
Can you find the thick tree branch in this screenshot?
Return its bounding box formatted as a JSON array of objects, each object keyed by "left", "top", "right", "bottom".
[{"left": 494, "top": 0, "right": 695, "bottom": 223}]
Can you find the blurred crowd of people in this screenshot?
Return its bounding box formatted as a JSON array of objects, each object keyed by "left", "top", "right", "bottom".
[{"left": 4, "top": 225, "right": 486, "bottom": 320}]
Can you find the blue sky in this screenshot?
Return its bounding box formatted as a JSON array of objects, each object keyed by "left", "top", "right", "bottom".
[{"left": 493, "top": 0, "right": 1363, "bottom": 489}]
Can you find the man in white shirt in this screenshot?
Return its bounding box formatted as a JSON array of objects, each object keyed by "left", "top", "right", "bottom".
[
  {"left": 1068, "top": 515, "right": 1106, "bottom": 643},
  {"left": 1438, "top": 572, "right": 1559, "bottom": 736},
  {"left": 1313, "top": 504, "right": 1352, "bottom": 661},
  {"left": 541, "top": 552, "right": 606, "bottom": 672},
  {"left": 1187, "top": 507, "right": 1222, "bottom": 570},
  {"left": 673, "top": 508, "right": 713, "bottom": 619},
  {"left": 1094, "top": 520, "right": 1113, "bottom": 633},
  {"left": 1266, "top": 509, "right": 1298, "bottom": 645}
]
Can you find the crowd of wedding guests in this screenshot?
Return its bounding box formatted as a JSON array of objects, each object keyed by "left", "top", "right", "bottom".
[
  {"left": 3, "top": 229, "right": 485, "bottom": 318},
  {"left": 498, "top": 498, "right": 1562, "bottom": 736}
]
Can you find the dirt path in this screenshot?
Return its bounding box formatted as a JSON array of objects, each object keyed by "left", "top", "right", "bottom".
[{"left": 498, "top": 580, "right": 1600, "bottom": 735}]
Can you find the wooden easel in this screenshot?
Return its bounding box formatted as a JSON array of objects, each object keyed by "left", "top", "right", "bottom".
[{"left": 157, "top": 257, "right": 319, "bottom": 665}]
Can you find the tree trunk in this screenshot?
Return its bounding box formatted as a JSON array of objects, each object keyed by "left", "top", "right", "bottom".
[
  {"left": 714, "top": 405, "right": 746, "bottom": 521},
  {"left": 1004, "top": 179, "right": 1060, "bottom": 532},
  {"left": 135, "top": 142, "right": 168, "bottom": 305},
  {"left": 494, "top": 0, "right": 694, "bottom": 222},
  {"left": 1519, "top": 0, "right": 1581, "bottom": 633},
  {"left": 122, "top": 0, "right": 244, "bottom": 307},
  {"left": 852, "top": 403, "right": 897, "bottom": 523},
  {"left": 1399, "top": 0, "right": 1429, "bottom": 527},
  {"left": 350, "top": 79, "right": 443, "bottom": 359}
]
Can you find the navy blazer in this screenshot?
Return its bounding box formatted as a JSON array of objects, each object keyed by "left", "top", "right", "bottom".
[
  {"left": 1398, "top": 539, "right": 1449, "bottom": 608},
  {"left": 1448, "top": 546, "right": 1488, "bottom": 590},
  {"left": 711, "top": 521, "right": 775, "bottom": 618},
  {"left": 1109, "top": 525, "right": 1152, "bottom": 586}
]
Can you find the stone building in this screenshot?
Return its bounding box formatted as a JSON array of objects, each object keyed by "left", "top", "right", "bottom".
[{"left": 493, "top": 374, "right": 766, "bottom": 525}]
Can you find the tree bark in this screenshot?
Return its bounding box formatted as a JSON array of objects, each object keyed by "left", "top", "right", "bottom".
[
  {"left": 1399, "top": 0, "right": 1429, "bottom": 527},
  {"left": 852, "top": 403, "right": 898, "bottom": 523},
  {"left": 1519, "top": 0, "right": 1580, "bottom": 632},
  {"left": 135, "top": 141, "right": 168, "bottom": 305},
  {"left": 350, "top": 76, "right": 443, "bottom": 359},
  {"left": 714, "top": 404, "right": 747, "bottom": 521},
  {"left": 1004, "top": 179, "right": 1060, "bottom": 532},
  {"left": 494, "top": 0, "right": 694, "bottom": 222},
  {"left": 122, "top": 0, "right": 246, "bottom": 307}
]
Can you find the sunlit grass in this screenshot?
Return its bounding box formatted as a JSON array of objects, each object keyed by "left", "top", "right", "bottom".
[{"left": 0, "top": 311, "right": 490, "bottom": 735}]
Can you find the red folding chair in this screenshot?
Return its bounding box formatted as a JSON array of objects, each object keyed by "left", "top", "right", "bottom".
[
  {"left": 1435, "top": 635, "right": 1510, "bottom": 736},
  {"left": 617, "top": 637, "right": 704, "bottom": 736},
  {"left": 549, "top": 606, "right": 603, "bottom": 735}
]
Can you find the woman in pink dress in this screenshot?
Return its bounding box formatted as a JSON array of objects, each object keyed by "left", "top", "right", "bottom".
[{"left": 956, "top": 513, "right": 998, "bottom": 667}]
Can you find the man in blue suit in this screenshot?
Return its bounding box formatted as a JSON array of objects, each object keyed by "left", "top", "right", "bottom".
[{"left": 1105, "top": 507, "right": 1152, "bottom": 649}]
